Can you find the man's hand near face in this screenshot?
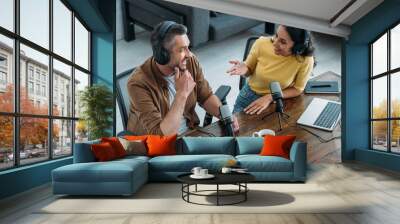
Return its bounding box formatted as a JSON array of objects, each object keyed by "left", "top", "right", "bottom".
[
  {"left": 160, "top": 67, "right": 195, "bottom": 135},
  {"left": 174, "top": 67, "right": 196, "bottom": 99}
]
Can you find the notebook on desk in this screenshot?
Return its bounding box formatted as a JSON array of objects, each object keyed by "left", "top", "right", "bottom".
[
  {"left": 297, "top": 98, "right": 341, "bottom": 132},
  {"left": 304, "top": 80, "right": 339, "bottom": 94}
]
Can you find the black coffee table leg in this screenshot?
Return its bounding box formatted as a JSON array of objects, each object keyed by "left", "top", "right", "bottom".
[
  {"left": 245, "top": 183, "right": 247, "bottom": 201},
  {"left": 181, "top": 183, "right": 250, "bottom": 206},
  {"left": 217, "top": 184, "right": 219, "bottom": 206},
  {"left": 182, "top": 183, "right": 190, "bottom": 202},
  {"left": 187, "top": 184, "right": 190, "bottom": 202}
]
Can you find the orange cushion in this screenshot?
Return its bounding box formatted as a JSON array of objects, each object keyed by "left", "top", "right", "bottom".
[
  {"left": 259, "top": 135, "right": 296, "bottom": 159},
  {"left": 146, "top": 134, "right": 177, "bottom": 157},
  {"left": 101, "top": 137, "right": 126, "bottom": 158},
  {"left": 91, "top": 142, "right": 118, "bottom": 161}
]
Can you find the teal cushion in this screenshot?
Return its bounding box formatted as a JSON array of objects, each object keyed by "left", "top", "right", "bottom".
[
  {"left": 149, "top": 154, "right": 235, "bottom": 172},
  {"left": 52, "top": 159, "right": 147, "bottom": 183},
  {"left": 236, "top": 137, "right": 263, "bottom": 155},
  {"left": 52, "top": 158, "right": 148, "bottom": 195},
  {"left": 236, "top": 155, "right": 293, "bottom": 172},
  {"left": 116, "top": 155, "right": 150, "bottom": 163},
  {"left": 180, "top": 137, "right": 235, "bottom": 155}
]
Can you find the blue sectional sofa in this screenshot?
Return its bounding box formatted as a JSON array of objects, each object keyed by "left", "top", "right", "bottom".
[{"left": 52, "top": 137, "right": 307, "bottom": 196}]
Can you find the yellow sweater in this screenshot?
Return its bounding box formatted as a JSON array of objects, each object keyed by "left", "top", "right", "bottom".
[{"left": 245, "top": 36, "right": 314, "bottom": 95}]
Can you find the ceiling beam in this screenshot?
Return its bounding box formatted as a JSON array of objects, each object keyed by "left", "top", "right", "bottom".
[
  {"left": 163, "top": 0, "right": 351, "bottom": 37},
  {"left": 330, "top": 0, "right": 368, "bottom": 27}
]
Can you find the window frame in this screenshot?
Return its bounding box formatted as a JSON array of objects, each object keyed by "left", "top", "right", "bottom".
[
  {"left": 370, "top": 20, "right": 400, "bottom": 154},
  {"left": 0, "top": 71, "right": 7, "bottom": 85},
  {"left": 0, "top": 0, "right": 92, "bottom": 171}
]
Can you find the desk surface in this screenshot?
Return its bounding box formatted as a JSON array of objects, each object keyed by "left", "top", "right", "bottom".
[{"left": 184, "top": 71, "right": 341, "bottom": 163}]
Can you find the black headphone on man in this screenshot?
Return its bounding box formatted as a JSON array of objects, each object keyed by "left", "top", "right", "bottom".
[
  {"left": 152, "top": 21, "right": 177, "bottom": 65},
  {"left": 291, "top": 30, "right": 310, "bottom": 55}
]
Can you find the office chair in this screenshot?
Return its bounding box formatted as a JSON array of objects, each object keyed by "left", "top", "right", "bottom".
[
  {"left": 239, "top": 36, "right": 259, "bottom": 90},
  {"left": 116, "top": 68, "right": 135, "bottom": 131},
  {"left": 116, "top": 68, "right": 231, "bottom": 131}
]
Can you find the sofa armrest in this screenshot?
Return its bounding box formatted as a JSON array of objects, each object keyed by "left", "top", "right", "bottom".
[
  {"left": 73, "top": 140, "right": 100, "bottom": 163},
  {"left": 289, "top": 141, "right": 307, "bottom": 181}
]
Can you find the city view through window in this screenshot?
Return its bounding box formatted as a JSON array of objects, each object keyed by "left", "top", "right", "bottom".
[
  {"left": 371, "top": 23, "right": 400, "bottom": 153},
  {"left": 0, "top": 0, "right": 91, "bottom": 170}
]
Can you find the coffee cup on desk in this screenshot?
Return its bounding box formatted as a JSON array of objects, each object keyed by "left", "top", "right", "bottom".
[{"left": 252, "top": 129, "right": 275, "bottom": 137}]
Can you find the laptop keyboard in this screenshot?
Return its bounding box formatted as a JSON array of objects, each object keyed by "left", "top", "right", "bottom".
[{"left": 313, "top": 102, "right": 341, "bottom": 129}]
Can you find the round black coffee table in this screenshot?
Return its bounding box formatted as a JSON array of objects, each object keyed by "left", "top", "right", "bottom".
[{"left": 177, "top": 173, "right": 255, "bottom": 206}]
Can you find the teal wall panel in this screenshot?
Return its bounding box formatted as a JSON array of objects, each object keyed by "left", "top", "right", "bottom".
[
  {"left": 92, "top": 33, "right": 113, "bottom": 87},
  {"left": 343, "top": 0, "right": 400, "bottom": 171},
  {"left": 0, "top": 158, "right": 72, "bottom": 199},
  {"left": 355, "top": 148, "right": 400, "bottom": 172}
]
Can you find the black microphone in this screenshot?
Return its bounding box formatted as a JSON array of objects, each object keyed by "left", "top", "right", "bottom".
[
  {"left": 269, "top": 81, "right": 284, "bottom": 113},
  {"left": 219, "top": 104, "right": 234, "bottom": 136}
]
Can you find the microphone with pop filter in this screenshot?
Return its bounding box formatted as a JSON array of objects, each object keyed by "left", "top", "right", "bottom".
[
  {"left": 219, "top": 104, "right": 235, "bottom": 136},
  {"left": 269, "top": 81, "right": 284, "bottom": 113}
]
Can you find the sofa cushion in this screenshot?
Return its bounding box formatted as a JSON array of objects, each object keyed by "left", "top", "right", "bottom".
[
  {"left": 236, "top": 155, "right": 293, "bottom": 172},
  {"left": 236, "top": 137, "right": 263, "bottom": 155},
  {"left": 147, "top": 135, "right": 177, "bottom": 157},
  {"left": 52, "top": 159, "right": 146, "bottom": 183},
  {"left": 101, "top": 137, "right": 127, "bottom": 158},
  {"left": 52, "top": 157, "right": 148, "bottom": 195},
  {"left": 180, "top": 137, "right": 235, "bottom": 155},
  {"left": 148, "top": 154, "right": 235, "bottom": 172},
  {"left": 116, "top": 155, "right": 150, "bottom": 163},
  {"left": 260, "top": 135, "right": 296, "bottom": 159},
  {"left": 91, "top": 142, "right": 118, "bottom": 162},
  {"left": 118, "top": 137, "right": 147, "bottom": 156}
]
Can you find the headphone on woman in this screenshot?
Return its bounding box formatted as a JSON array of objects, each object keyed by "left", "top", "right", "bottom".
[
  {"left": 152, "top": 21, "right": 177, "bottom": 65},
  {"left": 291, "top": 30, "right": 310, "bottom": 55}
]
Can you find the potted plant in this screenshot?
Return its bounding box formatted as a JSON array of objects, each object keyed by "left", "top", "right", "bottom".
[{"left": 79, "top": 84, "right": 113, "bottom": 140}]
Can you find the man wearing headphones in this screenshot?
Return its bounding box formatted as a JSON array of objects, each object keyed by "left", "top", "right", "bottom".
[
  {"left": 127, "top": 21, "right": 239, "bottom": 135},
  {"left": 227, "top": 25, "right": 315, "bottom": 115}
]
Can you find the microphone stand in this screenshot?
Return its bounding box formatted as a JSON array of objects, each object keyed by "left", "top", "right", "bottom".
[{"left": 261, "top": 102, "right": 290, "bottom": 132}]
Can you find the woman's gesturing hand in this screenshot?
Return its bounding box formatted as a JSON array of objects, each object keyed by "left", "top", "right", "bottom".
[
  {"left": 226, "top": 60, "right": 249, "bottom": 76},
  {"left": 244, "top": 94, "right": 273, "bottom": 115}
]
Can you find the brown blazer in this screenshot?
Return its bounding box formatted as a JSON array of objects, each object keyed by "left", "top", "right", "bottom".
[{"left": 126, "top": 56, "right": 213, "bottom": 135}]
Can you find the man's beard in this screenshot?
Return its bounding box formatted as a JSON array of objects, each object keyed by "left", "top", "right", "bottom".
[{"left": 171, "top": 58, "right": 188, "bottom": 71}]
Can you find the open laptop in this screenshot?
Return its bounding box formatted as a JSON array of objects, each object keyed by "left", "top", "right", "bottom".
[{"left": 297, "top": 98, "right": 341, "bottom": 131}]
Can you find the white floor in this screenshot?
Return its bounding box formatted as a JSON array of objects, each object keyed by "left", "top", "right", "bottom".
[{"left": 116, "top": 25, "right": 342, "bottom": 133}]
